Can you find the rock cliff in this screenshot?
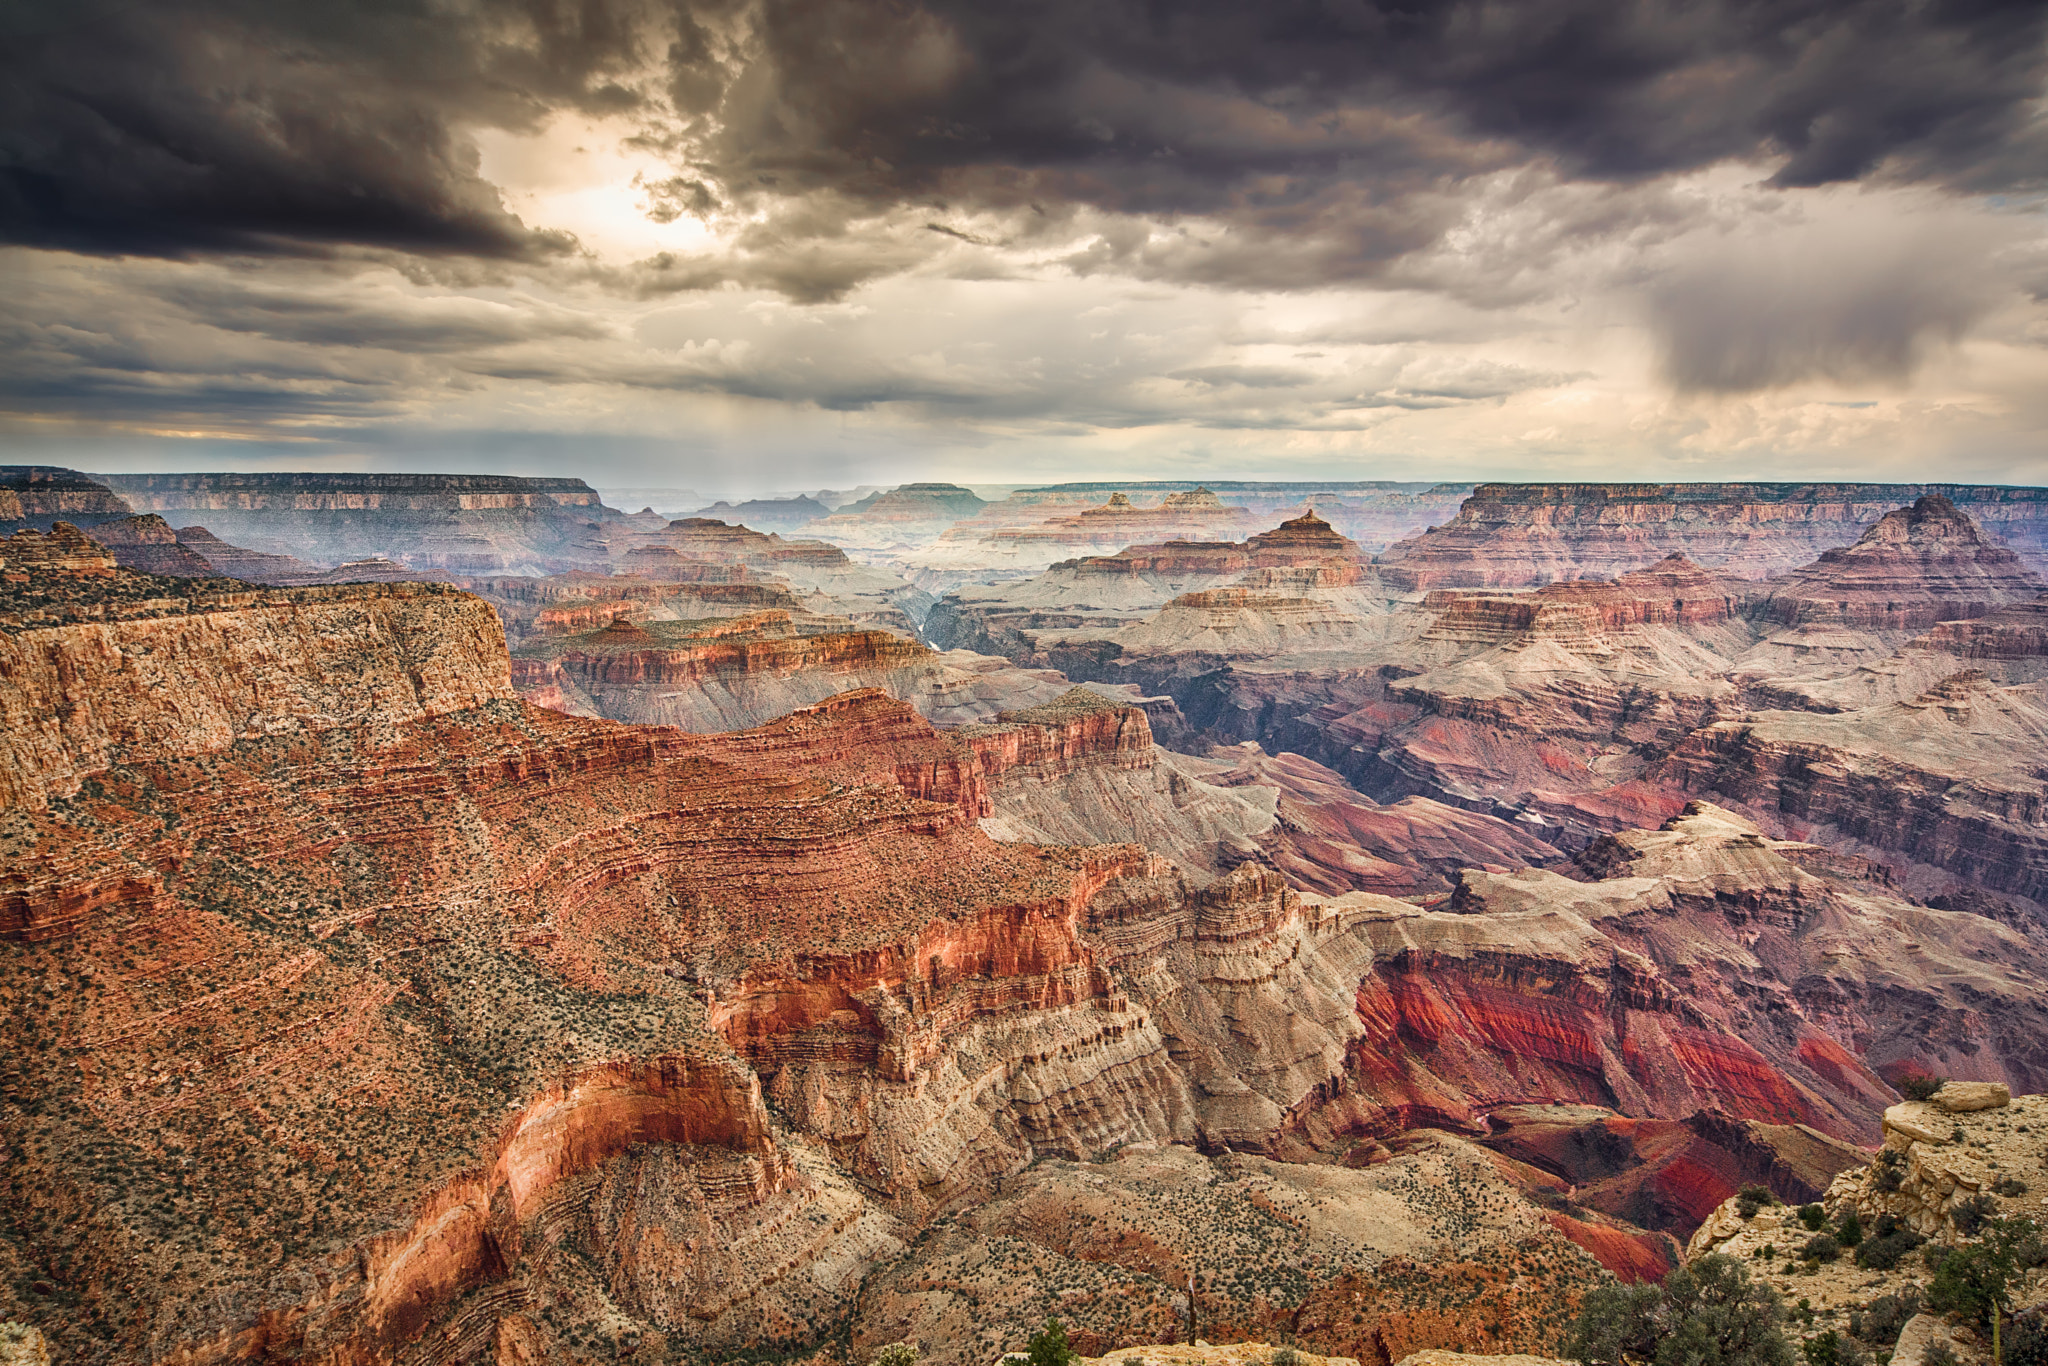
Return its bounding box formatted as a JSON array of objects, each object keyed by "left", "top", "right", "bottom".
[
  {"left": 95, "top": 471, "right": 630, "bottom": 576},
  {"left": 0, "top": 467, "right": 133, "bottom": 531}
]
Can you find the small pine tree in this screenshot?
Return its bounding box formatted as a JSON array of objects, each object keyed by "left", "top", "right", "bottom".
[
  {"left": 1029, "top": 1318, "right": 1078, "bottom": 1366},
  {"left": 1836, "top": 1211, "right": 1863, "bottom": 1248}
]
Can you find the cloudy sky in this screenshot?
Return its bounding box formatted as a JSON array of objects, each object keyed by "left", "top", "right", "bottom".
[{"left": 3, "top": 0, "right": 2046, "bottom": 496}]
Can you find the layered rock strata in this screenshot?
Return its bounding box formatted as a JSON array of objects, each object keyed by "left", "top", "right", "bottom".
[
  {"left": 1758, "top": 494, "right": 2046, "bottom": 631},
  {"left": 1377, "top": 484, "right": 2048, "bottom": 591},
  {"left": 0, "top": 467, "right": 132, "bottom": 531},
  {"left": 11, "top": 532, "right": 2048, "bottom": 1365}
]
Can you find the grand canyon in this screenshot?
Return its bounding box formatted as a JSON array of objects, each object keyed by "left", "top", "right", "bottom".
[{"left": 4, "top": 468, "right": 2047, "bottom": 1366}]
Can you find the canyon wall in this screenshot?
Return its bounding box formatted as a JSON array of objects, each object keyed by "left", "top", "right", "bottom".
[{"left": 93, "top": 472, "right": 631, "bottom": 575}]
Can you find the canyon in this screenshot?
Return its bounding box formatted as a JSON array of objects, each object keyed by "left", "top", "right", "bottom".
[{"left": 6, "top": 471, "right": 2048, "bottom": 1366}]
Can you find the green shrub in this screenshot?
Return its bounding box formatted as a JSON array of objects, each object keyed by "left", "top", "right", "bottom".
[
  {"left": 1272, "top": 1350, "right": 1300, "bottom": 1366},
  {"left": 1566, "top": 1253, "right": 1792, "bottom": 1366},
  {"left": 1797, "top": 1205, "right": 1825, "bottom": 1231},
  {"left": 1873, "top": 1149, "right": 1905, "bottom": 1194},
  {"left": 1028, "top": 1319, "right": 1078, "bottom": 1366},
  {"left": 1740, "top": 1185, "right": 1779, "bottom": 1207},
  {"left": 874, "top": 1344, "right": 919, "bottom": 1366},
  {"left": 1993, "top": 1176, "right": 2030, "bottom": 1198},
  {"left": 1738, "top": 1196, "right": 1762, "bottom": 1219},
  {"left": 1896, "top": 1074, "right": 1946, "bottom": 1102},
  {"left": 1836, "top": 1211, "right": 1862, "bottom": 1248},
  {"left": 1800, "top": 1329, "right": 1865, "bottom": 1366},
  {"left": 1926, "top": 1243, "right": 2013, "bottom": 1329},
  {"left": 1800, "top": 1235, "right": 1840, "bottom": 1264}
]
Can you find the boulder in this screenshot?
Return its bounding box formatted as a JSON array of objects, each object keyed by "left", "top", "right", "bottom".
[
  {"left": 1889, "top": 1314, "right": 1967, "bottom": 1366},
  {"left": 0, "top": 1324, "right": 48, "bottom": 1366},
  {"left": 1933, "top": 1081, "right": 2010, "bottom": 1113},
  {"left": 1882, "top": 1103, "right": 1951, "bottom": 1147}
]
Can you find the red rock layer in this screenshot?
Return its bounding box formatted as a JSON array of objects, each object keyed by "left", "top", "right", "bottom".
[
  {"left": 1759, "top": 494, "right": 2047, "bottom": 630},
  {"left": 957, "top": 689, "right": 1155, "bottom": 783},
  {"left": 1206, "top": 747, "right": 1555, "bottom": 896},
  {"left": 1917, "top": 594, "right": 2048, "bottom": 660},
  {"left": 1376, "top": 482, "right": 2048, "bottom": 590}
]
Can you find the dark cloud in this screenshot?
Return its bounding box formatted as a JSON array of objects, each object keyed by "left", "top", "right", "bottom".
[
  {"left": 696, "top": 0, "right": 2048, "bottom": 267},
  {"left": 0, "top": 0, "right": 657, "bottom": 257},
  {"left": 5, "top": 0, "right": 2041, "bottom": 279}
]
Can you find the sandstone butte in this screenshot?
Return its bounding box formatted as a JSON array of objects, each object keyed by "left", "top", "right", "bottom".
[{"left": 6, "top": 520, "right": 2048, "bottom": 1366}]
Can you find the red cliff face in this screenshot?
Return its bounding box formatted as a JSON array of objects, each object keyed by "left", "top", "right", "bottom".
[{"left": 957, "top": 689, "right": 1155, "bottom": 782}]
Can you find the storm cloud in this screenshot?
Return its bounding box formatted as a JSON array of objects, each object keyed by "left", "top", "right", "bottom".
[{"left": 1, "top": 0, "right": 2045, "bottom": 482}]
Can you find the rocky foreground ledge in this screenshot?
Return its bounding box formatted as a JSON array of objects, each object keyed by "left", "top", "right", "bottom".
[{"left": 1690, "top": 1084, "right": 2047, "bottom": 1364}]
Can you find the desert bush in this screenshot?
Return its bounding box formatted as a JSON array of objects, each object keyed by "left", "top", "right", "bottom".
[
  {"left": 1740, "top": 1185, "right": 1779, "bottom": 1207},
  {"left": 2008, "top": 1312, "right": 2048, "bottom": 1366},
  {"left": 1272, "top": 1350, "right": 1301, "bottom": 1366},
  {"left": 1800, "top": 1235, "right": 1841, "bottom": 1264},
  {"left": 1895, "top": 1074, "right": 1946, "bottom": 1102},
  {"left": 1797, "top": 1205, "right": 1825, "bottom": 1232},
  {"left": 1921, "top": 1344, "right": 1956, "bottom": 1366},
  {"left": 1952, "top": 1193, "right": 1998, "bottom": 1237},
  {"left": 1993, "top": 1176, "right": 2030, "bottom": 1198},
  {"left": 1849, "top": 1288, "right": 1920, "bottom": 1349},
  {"left": 1567, "top": 1253, "right": 1792, "bottom": 1366},
  {"left": 1855, "top": 1226, "right": 1925, "bottom": 1271},
  {"left": 874, "top": 1343, "right": 919, "bottom": 1366},
  {"left": 1873, "top": 1149, "right": 1905, "bottom": 1194},
  {"left": 1836, "top": 1211, "right": 1862, "bottom": 1248}
]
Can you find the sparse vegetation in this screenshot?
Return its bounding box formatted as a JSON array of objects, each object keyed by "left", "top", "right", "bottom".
[
  {"left": 1951, "top": 1192, "right": 1998, "bottom": 1237},
  {"left": 1834, "top": 1211, "right": 1861, "bottom": 1248},
  {"left": 1896, "top": 1075, "right": 1947, "bottom": 1103},
  {"left": 1566, "top": 1253, "right": 1791, "bottom": 1366},
  {"left": 1799, "top": 1328, "right": 1865, "bottom": 1366},
  {"left": 1854, "top": 1213, "right": 1925, "bottom": 1271},
  {"left": 1796, "top": 1205, "right": 1825, "bottom": 1232},
  {"left": 1848, "top": 1288, "right": 1920, "bottom": 1350}
]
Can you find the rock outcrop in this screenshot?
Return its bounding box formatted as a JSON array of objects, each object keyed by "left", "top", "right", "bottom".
[
  {"left": 1683, "top": 1087, "right": 2047, "bottom": 1349},
  {"left": 805, "top": 483, "right": 989, "bottom": 549},
  {"left": 511, "top": 608, "right": 1084, "bottom": 731}
]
